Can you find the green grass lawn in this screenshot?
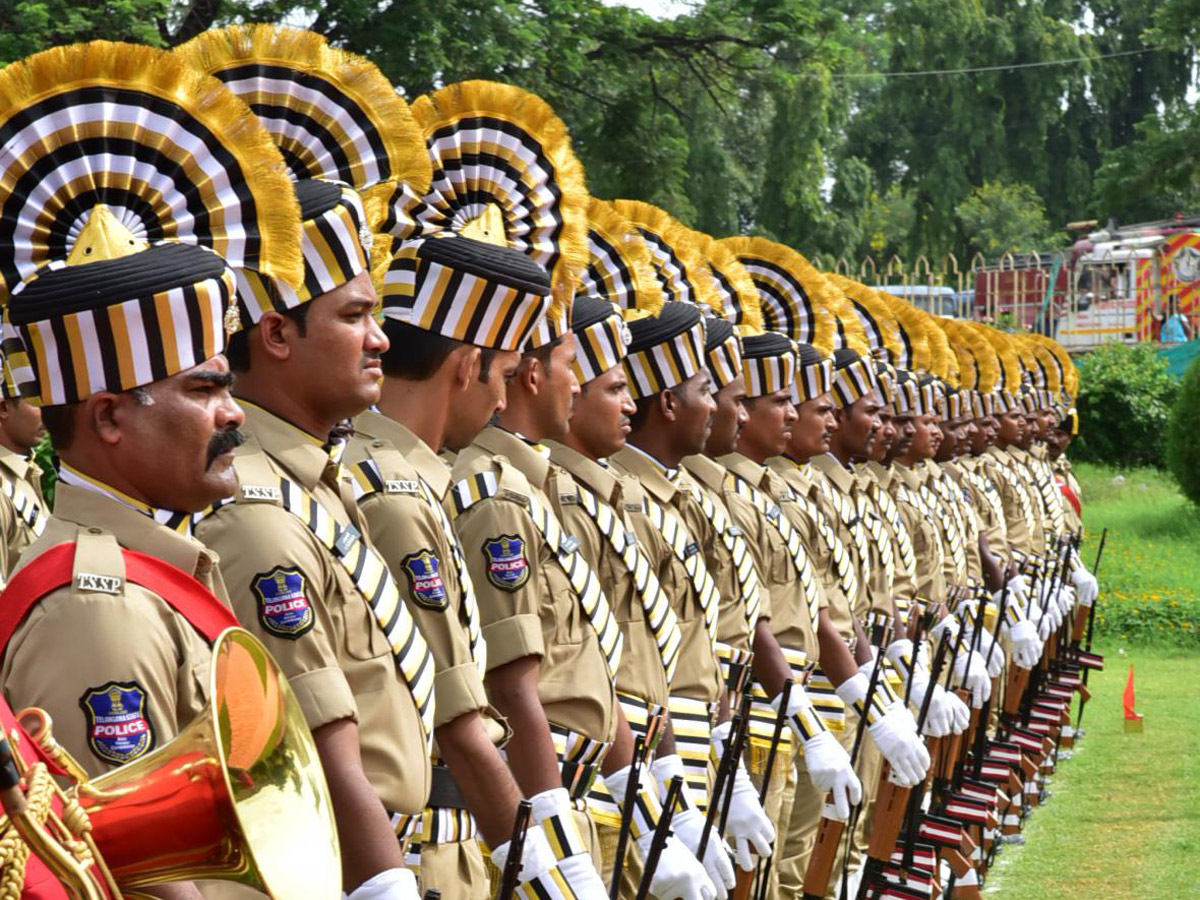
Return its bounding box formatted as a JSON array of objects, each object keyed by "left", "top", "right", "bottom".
[
  {"left": 1075, "top": 463, "right": 1200, "bottom": 645},
  {"left": 986, "top": 462, "right": 1200, "bottom": 899},
  {"left": 985, "top": 644, "right": 1200, "bottom": 900}
]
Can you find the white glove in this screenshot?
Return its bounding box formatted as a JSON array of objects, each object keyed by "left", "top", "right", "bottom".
[
  {"left": 954, "top": 649, "right": 993, "bottom": 707},
  {"left": 1006, "top": 619, "right": 1043, "bottom": 668},
  {"left": 650, "top": 755, "right": 734, "bottom": 891},
  {"left": 836, "top": 673, "right": 929, "bottom": 787},
  {"left": 883, "top": 640, "right": 951, "bottom": 737},
  {"left": 710, "top": 721, "right": 774, "bottom": 871},
  {"left": 972, "top": 628, "right": 1005, "bottom": 677},
  {"left": 929, "top": 612, "right": 961, "bottom": 645},
  {"left": 944, "top": 689, "right": 970, "bottom": 733},
  {"left": 636, "top": 831, "right": 719, "bottom": 900},
  {"left": 345, "top": 868, "right": 418, "bottom": 900},
  {"left": 521, "top": 788, "right": 609, "bottom": 897},
  {"left": 801, "top": 731, "right": 862, "bottom": 819},
  {"left": 1057, "top": 584, "right": 1076, "bottom": 615},
  {"left": 1071, "top": 564, "right": 1098, "bottom": 607}
]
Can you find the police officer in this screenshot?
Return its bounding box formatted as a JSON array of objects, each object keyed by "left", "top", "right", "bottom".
[
  {"left": 179, "top": 26, "right": 437, "bottom": 900},
  {"left": 0, "top": 373, "right": 47, "bottom": 581},
  {"left": 0, "top": 39, "right": 304, "bottom": 900}
]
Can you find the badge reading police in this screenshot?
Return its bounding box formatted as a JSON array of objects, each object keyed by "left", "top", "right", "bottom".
[
  {"left": 401, "top": 550, "right": 448, "bottom": 610},
  {"left": 252, "top": 566, "right": 314, "bottom": 638},
  {"left": 483, "top": 535, "right": 530, "bottom": 591},
  {"left": 79, "top": 681, "right": 155, "bottom": 764}
]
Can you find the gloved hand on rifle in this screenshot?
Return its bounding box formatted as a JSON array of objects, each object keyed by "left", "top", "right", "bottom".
[
  {"left": 770, "top": 685, "right": 862, "bottom": 819},
  {"left": 953, "top": 648, "right": 992, "bottom": 707},
  {"left": 603, "top": 763, "right": 719, "bottom": 900},
  {"left": 710, "top": 720, "right": 775, "bottom": 870},
  {"left": 1003, "top": 618, "right": 1043, "bottom": 668},
  {"left": 1070, "top": 550, "right": 1099, "bottom": 607},
  {"left": 835, "top": 660, "right": 930, "bottom": 787},
  {"left": 492, "top": 788, "right": 610, "bottom": 899},
  {"left": 344, "top": 867, "right": 419, "bottom": 900},
  {"left": 883, "top": 639, "right": 966, "bottom": 737},
  {"left": 648, "top": 754, "right": 736, "bottom": 891}
]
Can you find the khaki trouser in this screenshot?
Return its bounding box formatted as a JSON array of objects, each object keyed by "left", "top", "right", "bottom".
[
  {"left": 418, "top": 839, "right": 490, "bottom": 900},
  {"left": 745, "top": 740, "right": 797, "bottom": 900},
  {"left": 596, "top": 820, "right": 645, "bottom": 898}
]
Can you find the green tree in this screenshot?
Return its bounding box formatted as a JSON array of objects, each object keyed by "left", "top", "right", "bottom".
[
  {"left": 1074, "top": 342, "right": 1179, "bottom": 468},
  {"left": 955, "top": 181, "right": 1055, "bottom": 257},
  {"left": 1166, "top": 355, "right": 1200, "bottom": 505},
  {"left": 0, "top": 0, "right": 168, "bottom": 64}
]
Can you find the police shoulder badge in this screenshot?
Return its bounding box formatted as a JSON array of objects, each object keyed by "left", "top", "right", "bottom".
[
  {"left": 401, "top": 549, "right": 448, "bottom": 611},
  {"left": 482, "top": 534, "right": 530, "bottom": 591},
  {"left": 79, "top": 681, "right": 155, "bottom": 764},
  {"left": 251, "top": 566, "right": 314, "bottom": 639}
]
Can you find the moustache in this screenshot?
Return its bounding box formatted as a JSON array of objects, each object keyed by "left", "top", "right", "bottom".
[{"left": 206, "top": 427, "right": 246, "bottom": 468}]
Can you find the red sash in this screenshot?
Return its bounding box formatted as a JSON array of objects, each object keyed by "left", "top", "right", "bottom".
[
  {"left": 0, "top": 542, "right": 238, "bottom": 899},
  {"left": 1055, "top": 474, "right": 1081, "bottom": 519},
  {"left": 0, "top": 542, "right": 238, "bottom": 651}
]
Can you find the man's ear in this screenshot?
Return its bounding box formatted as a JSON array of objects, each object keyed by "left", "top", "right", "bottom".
[
  {"left": 255, "top": 312, "right": 296, "bottom": 363},
  {"left": 451, "top": 346, "right": 482, "bottom": 394},
  {"left": 658, "top": 388, "right": 678, "bottom": 423},
  {"left": 517, "top": 355, "right": 542, "bottom": 396},
  {"left": 86, "top": 392, "right": 125, "bottom": 446},
  {"left": 0, "top": 399, "right": 12, "bottom": 424}
]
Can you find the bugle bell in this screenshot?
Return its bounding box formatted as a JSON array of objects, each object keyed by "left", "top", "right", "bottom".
[{"left": 17, "top": 627, "right": 341, "bottom": 900}]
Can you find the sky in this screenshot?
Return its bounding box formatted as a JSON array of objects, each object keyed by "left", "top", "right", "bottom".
[{"left": 601, "top": 0, "right": 694, "bottom": 19}]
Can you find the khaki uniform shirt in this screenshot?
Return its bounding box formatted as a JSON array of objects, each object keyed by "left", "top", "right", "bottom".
[
  {"left": 452, "top": 427, "right": 617, "bottom": 743},
  {"left": 717, "top": 452, "right": 822, "bottom": 661},
  {"left": 1052, "top": 457, "right": 1083, "bottom": 534},
  {"left": 889, "top": 463, "right": 947, "bottom": 604},
  {"left": 195, "top": 403, "right": 430, "bottom": 815},
  {"left": 960, "top": 454, "right": 1010, "bottom": 566},
  {"left": 941, "top": 461, "right": 984, "bottom": 585},
  {"left": 1, "top": 483, "right": 220, "bottom": 777},
  {"left": 610, "top": 445, "right": 721, "bottom": 705},
  {"left": 346, "top": 412, "right": 501, "bottom": 748},
  {"left": 983, "top": 446, "right": 1039, "bottom": 566},
  {"left": 682, "top": 453, "right": 758, "bottom": 655},
  {"left": 769, "top": 456, "right": 860, "bottom": 640},
  {"left": 545, "top": 441, "right": 670, "bottom": 710},
  {"left": 0, "top": 446, "right": 46, "bottom": 581}
]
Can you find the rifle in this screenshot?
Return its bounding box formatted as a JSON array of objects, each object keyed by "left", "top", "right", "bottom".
[
  {"left": 856, "top": 632, "right": 952, "bottom": 900},
  {"left": 608, "top": 734, "right": 646, "bottom": 900},
  {"left": 741, "top": 679, "right": 793, "bottom": 900},
  {"left": 633, "top": 775, "right": 683, "bottom": 900},
  {"left": 800, "top": 621, "right": 889, "bottom": 900},
  {"left": 698, "top": 671, "right": 753, "bottom": 861},
  {"left": 1073, "top": 528, "right": 1108, "bottom": 734},
  {"left": 496, "top": 799, "right": 533, "bottom": 900}
]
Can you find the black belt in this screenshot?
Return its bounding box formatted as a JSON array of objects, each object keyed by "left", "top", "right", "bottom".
[{"left": 427, "top": 763, "right": 469, "bottom": 810}]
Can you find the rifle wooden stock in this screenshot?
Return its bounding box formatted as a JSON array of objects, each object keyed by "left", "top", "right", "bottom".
[
  {"left": 1003, "top": 666, "right": 1031, "bottom": 718},
  {"left": 865, "top": 762, "right": 910, "bottom": 862},
  {"left": 731, "top": 865, "right": 755, "bottom": 900},
  {"left": 800, "top": 806, "right": 846, "bottom": 900}
]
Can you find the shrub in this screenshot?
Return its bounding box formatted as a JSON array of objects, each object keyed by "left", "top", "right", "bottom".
[
  {"left": 1166, "top": 355, "right": 1200, "bottom": 505},
  {"left": 1072, "top": 342, "right": 1178, "bottom": 468}
]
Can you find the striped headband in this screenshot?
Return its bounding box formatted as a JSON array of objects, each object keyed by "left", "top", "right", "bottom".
[
  {"left": 740, "top": 332, "right": 796, "bottom": 399},
  {"left": 409, "top": 81, "right": 589, "bottom": 349},
  {"left": 875, "top": 361, "right": 897, "bottom": 407},
  {"left": 830, "top": 349, "right": 879, "bottom": 409},
  {"left": 793, "top": 342, "right": 833, "bottom": 405},
  {"left": 945, "top": 387, "right": 966, "bottom": 420},
  {"left": 177, "top": 26, "right": 431, "bottom": 324},
  {"left": 1019, "top": 388, "right": 1039, "bottom": 415},
  {"left": 994, "top": 390, "right": 1021, "bottom": 414},
  {"left": 970, "top": 390, "right": 995, "bottom": 418},
  {"left": 703, "top": 317, "right": 744, "bottom": 391},
  {"left": 892, "top": 370, "right": 921, "bottom": 415},
  {"left": 913, "top": 377, "right": 944, "bottom": 417},
  {"left": 624, "top": 301, "right": 707, "bottom": 400},
  {"left": 571, "top": 296, "right": 630, "bottom": 383},
  {"left": 0, "top": 42, "right": 301, "bottom": 405},
  {"left": 380, "top": 231, "right": 552, "bottom": 351}
]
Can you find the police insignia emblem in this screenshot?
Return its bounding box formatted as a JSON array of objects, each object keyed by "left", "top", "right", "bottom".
[
  {"left": 79, "top": 681, "right": 155, "bottom": 764},
  {"left": 401, "top": 550, "right": 448, "bottom": 610},
  {"left": 251, "top": 566, "right": 314, "bottom": 638},
  {"left": 483, "top": 534, "right": 530, "bottom": 591}
]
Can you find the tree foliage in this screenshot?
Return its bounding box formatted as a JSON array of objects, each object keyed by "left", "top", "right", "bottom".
[
  {"left": 1166, "top": 355, "right": 1200, "bottom": 504},
  {"left": 1073, "top": 342, "right": 1179, "bottom": 469},
  {"left": 1, "top": 0, "right": 1197, "bottom": 262}
]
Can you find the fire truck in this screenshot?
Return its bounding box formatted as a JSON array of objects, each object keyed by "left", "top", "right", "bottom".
[{"left": 971, "top": 216, "right": 1200, "bottom": 350}]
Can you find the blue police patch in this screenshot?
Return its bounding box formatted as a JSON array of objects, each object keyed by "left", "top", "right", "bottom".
[
  {"left": 251, "top": 566, "right": 314, "bottom": 639},
  {"left": 401, "top": 549, "right": 448, "bottom": 610},
  {"left": 79, "top": 681, "right": 155, "bottom": 764},
  {"left": 483, "top": 534, "right": 530, "bottom": 591}
]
